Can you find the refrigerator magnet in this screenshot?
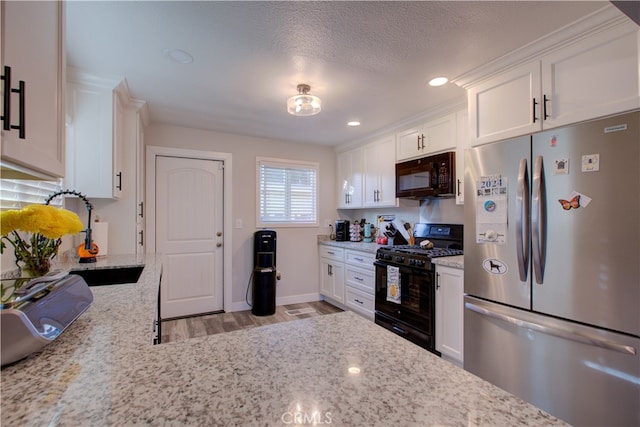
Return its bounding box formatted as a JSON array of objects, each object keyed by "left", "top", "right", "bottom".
[
  {"left": 554, "top": 158, "right": 569, "bottom": 175},
  {"left": 581, "top": 154, "right": 600, "bottom": 172},
  {"left": 482, "top": 259, "right": 507, "bottom": 275},
  {"left": 559, "top": 191, "right": 592, "bottom": 210}
]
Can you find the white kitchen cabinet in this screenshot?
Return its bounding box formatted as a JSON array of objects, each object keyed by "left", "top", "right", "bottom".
[
  {"left": 468, "top": 21, "right": 639, "bottom": 146},
  {"left": 362, "top": 136, "right": 397, "bottom": 208},
  {"left": 455, "top": 110, "right": 468, "bottom": 205},
  {"left": 396, "top": 112, "right": 457, "bottom": 161},
  {"left": 343, "top": 249, "right": 375, "bottom": 320},
  {"left": 319, "top": 246, "right": 345, "bottom": 303},
  {"left": 1, "top": 1, "right": 65, "bottom": 178},
  {"left": 336, "top": 147, "right": 363, "bottom": 209},
  {"left": 65, "top": 70, "right": 124, "bottom": 199},
  {"left": 135, "top": 109, "right": 146, "bottom": 255},
  {"left": 435, "top": 264, "right": 464, "bottom": 366}
]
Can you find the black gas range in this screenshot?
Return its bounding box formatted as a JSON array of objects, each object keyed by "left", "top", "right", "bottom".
[{"left": 374, "top": 223, "right": 463, "bottom": 354}]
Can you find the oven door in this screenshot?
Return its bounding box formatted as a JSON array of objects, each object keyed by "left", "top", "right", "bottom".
[{"left": 374, "top": 261, "right": 434, "bottom": 334}]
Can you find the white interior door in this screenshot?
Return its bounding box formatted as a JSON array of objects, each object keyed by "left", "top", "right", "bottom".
[{"left": 156, "top": 156, "right": 224, "bottom": 318}]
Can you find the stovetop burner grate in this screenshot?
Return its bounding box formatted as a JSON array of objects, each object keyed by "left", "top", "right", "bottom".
[{"left": 381, "top": 245, "right": 463, "bottom": 258}]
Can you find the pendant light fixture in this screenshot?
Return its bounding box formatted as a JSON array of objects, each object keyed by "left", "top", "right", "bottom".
[{"left": 287, "top": 84, "right": 322, "bottom": 116}]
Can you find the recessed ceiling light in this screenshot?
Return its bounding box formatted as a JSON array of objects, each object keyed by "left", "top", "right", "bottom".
[
  {"left": 162, "top": 48, "right": 194, "bottom": 64},
  {"left": 347, "top": 121, "right": 361, "bottom": 127},
  {"left": 429, "top": 77, "right": 448, "bottom": 87}
]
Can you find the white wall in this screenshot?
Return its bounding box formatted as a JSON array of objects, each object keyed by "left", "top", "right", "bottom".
[{"left": 146, "top": 124, "right": 336, "bottom": 309}]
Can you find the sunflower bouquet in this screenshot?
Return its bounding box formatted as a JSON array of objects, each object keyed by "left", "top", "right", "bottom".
[{"left": 1, "top": 204, "right": 84, "bottom": 277}]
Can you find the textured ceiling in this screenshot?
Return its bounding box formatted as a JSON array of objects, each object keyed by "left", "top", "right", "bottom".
[{"left": 66, "top": 1, "right": 608, "bottom": 146}]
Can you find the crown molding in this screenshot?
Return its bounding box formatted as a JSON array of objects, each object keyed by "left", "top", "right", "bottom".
[
  {"left": 335, "top": 96, "right": 466, "bottom": 153},
  {"left": 452, "top": 4, "right": 633, "bottom": 89}
]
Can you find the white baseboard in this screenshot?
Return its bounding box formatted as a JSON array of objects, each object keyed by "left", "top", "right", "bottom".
[{"left": 227, "top": 292, "right": 322, "bottom": 313}]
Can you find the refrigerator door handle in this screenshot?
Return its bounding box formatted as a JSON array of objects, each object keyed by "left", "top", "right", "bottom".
[
  {"left": 516, "top": 158, "right": 530, "bottom": 281},
  {"left": 531, "top": 155, "right": 546, "bottom": 284},
  {"left": 465, "top": 301, "right": 637, "bottom": 356}
]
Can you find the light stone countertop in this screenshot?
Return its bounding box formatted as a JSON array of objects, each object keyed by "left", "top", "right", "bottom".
[
  {"left": 431, "top": 255, "right": 464, "bottom": 269},
  {"left": 1, "top": 253, "right": 564, "bottom": 426},
  {"left": 317, "top": 235, "right": 380, "bottom": 254},
  {"left": 318, "top": 236, "right": 465, "bottom": 269}
]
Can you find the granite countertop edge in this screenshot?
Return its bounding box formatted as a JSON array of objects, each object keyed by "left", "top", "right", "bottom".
[{"left": 1, "top": 253, "right": 561, "bottom": 426}]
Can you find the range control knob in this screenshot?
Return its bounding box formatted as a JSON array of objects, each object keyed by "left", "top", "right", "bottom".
[
  {"left": 395, "top": 256, "right": 405, "bottom": 263},
  {"left": 408, "top": 259, "right": 415, "bottom": 266}
]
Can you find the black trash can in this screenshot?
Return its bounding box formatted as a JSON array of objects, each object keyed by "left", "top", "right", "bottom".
[{"left": 252, "top": 266, "right": 277, "bottom": 316}]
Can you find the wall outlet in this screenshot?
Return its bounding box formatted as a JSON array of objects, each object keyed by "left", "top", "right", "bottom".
[{"left": 324, "top": 219, "right": 332, "bottom": 227}]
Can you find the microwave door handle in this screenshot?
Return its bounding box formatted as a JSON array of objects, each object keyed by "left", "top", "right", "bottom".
[
  {"left": 531, "top": 155, "right": 546, "bottom": 284},
  {"left": 516, "top": 158, "right": 530, "bottom": 282}
]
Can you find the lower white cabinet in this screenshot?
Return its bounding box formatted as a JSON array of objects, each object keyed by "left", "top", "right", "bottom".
[
  {"left": 319, "top": 246, "right": 345, "bottom": 303},
  {"left": 435, "top": 264, "right": 464, "bottom": 366},
  {"left": 344, "top": 249, "right": 375, "bottom": 320},
  {"left": 319, "top": 245, "right": 375, "bottom": 320},
  {"left": 344, "top": 286, "right": 374, "bottom": 319}
]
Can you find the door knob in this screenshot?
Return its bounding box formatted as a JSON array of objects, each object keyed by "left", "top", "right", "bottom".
[
  {"left": 216, "top": 231, "right": 222, "bottom": 237},
  {"left": 216, "top": 242, "right": 222, "bottom": 247}
]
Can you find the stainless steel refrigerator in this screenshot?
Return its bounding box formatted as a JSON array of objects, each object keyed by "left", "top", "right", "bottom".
[{"left": 463, "top": 111, "right": 639, "bottom": 426}]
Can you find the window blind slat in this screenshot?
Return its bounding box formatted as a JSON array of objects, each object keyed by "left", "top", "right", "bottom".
[
  {"left": 258, "top": 159, "right": 318, "bottom": 226},
  {"left": 0, "top": 179, "right": 63, "bottom": 210}
]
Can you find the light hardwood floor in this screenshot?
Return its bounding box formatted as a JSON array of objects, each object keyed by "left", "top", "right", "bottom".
[{"left": 161, "top": 300, "right": 342, "bottom": 343}]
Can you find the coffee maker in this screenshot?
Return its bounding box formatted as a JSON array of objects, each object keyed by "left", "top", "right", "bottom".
[{"left": 335, "top": 220, "right": 350, "bottom": 241}]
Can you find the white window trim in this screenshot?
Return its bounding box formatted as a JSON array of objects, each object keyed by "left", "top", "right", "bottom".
[{"left": 256, "top": 157, "right": 319, "bottom": 228}]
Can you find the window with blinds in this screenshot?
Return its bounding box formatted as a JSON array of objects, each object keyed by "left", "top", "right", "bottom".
[
  {"left": 0, "top": 179, "right": 63, "bottom": 210},
  {"left": 257, "top": 158, "right": 318, "bottom": 227}
]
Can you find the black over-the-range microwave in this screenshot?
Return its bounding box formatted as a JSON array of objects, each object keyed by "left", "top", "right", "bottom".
[{"left": 395, "top": 151, "right": 456, "bottom": 199}]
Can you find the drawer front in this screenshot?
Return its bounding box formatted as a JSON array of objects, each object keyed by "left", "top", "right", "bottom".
[
  {"left": 345, "top": 265, "right": 375, "bottom": 294},
  {"left": 345, "top": 250, "right": 375, "bottom": 269},
  {"left": 345, "top": 286, "right": 374, "bottom": 319},
  {"left": 319, "top": 245, "right": 344, "bottom": 262}
]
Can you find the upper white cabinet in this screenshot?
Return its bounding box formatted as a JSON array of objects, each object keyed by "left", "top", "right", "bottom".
[
  {"left": 65, "top": 70, "right": 125, "bottom": 199},
  {"left": 1, "top": 1, "right": 65, "bottom": 178},
  {"left": 363, "top": 136, "right": 397, "bottom": 208},
  {"left": 467, "top": 16, "right": 639, "bottom": 146},
  {"left": 396, "top": 112, "right": 457, "bottom": 161},
  {"left": 336, "top": 147, "right": 363, "bottom": 208},
  {"left": 468, "top": 62, "right": 541, "bottom": 146}
]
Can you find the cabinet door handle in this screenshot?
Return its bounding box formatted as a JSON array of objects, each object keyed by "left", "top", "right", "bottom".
[
  {"left": 1, "top": 66, "right": 11, "bottom": 131},
  {"left": 138, "top": 202, "right": 144, "bottom": 218},
  {"left": 354, "top": 299, "right": 363, "bottom": 305},
  {"left": 532, "top": 98, "right": 538, "bottom": 123},
  {"left": 138, "top": 229, "right": 144, "bottom": 246},
  {"left": 116, "top": 172, "right": 122, "bottom": 191},
  {"left": 328, "top": 264, "right": 332, "bottom": 276},
  {"left": 1, "top": 66, "right": 26, "bottom": 138},
  {"left": 457, "top": 179, "right": 462, "bottom": 197},
  {"left": 354, "top": 276, "right": 363, "bottom": 281},
  {"left": 421, "top": 134, "right": 426, "bottom": 150},
  {"left": 436, "top": 272, "right": 440, "bottom": 290},
  {"left": 416, "top": 134, "right": 421, "bottom": 151},
  {"left": 12, "top": 80, "right": 25, "bottom": 139},
  {"left": 354, "top": 257, "right": 364, "bottom": 262},
  {"left": 543, "top": 94, "right": 549, "bottom": 120}
]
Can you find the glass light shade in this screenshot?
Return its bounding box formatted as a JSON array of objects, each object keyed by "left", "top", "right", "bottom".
[{"left": 287, "top": 94, "right": 322, "bottom": 116}]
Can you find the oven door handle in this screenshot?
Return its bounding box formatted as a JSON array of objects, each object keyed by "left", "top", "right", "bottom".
[{"left": 392, "top": 325, "right": 409, "bottom": 335}]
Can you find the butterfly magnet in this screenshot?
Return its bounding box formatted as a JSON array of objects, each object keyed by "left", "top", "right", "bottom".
[{"left": 558, "top": 191, "right": 592, "bottom": 210}]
